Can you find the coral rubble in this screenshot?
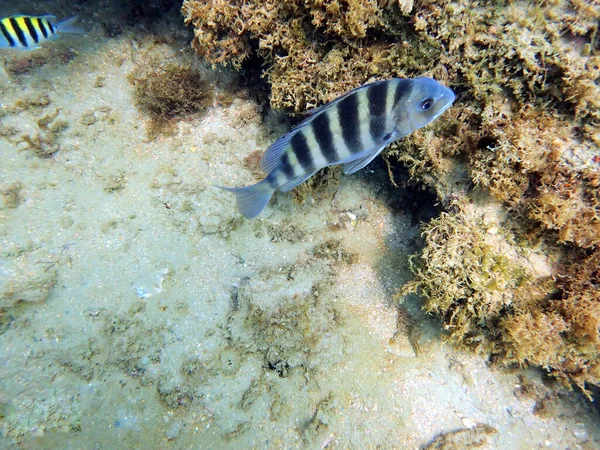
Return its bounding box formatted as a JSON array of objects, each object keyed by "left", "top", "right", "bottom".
[{"left": 182, "top": 0, "right": 600, "bottom": 394}]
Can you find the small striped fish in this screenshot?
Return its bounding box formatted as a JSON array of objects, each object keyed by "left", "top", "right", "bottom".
[
  {"left": 0, "top": 15, "right": 83, "bottom": 50},
  {"left": 219, "top": 77, "right": 455, "bottom": 218}
]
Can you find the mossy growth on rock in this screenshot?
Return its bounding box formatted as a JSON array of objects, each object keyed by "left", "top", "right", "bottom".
[
  {"left": 401, "top": 196, "right": 544, "bottom": 353},
  {"left": 501, "top": 247, "right": 600, "bottom": 397},
  {"left": 405, "top": 195, "right": 600, "bottom": 397}
]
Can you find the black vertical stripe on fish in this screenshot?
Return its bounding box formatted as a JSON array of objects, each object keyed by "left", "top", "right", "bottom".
[
  {"left": 24, "top": 17, "right": 38, "bottom": 43},
  {"left": 367, "top": 82, "right": 389, "bottom": 141},
  {"left": 291, "top": 132, "right": 315, "bottom": 172},
  {"left": 311, "top": 112, "right": 337, "bottom": 164},
  {"left": 36, "top": 17, "right": 49, "bottom": 38},
  {"left": 280, "top": 153, "right": 296, "bottom": 180},
  {"left": 394, "top": 80, "right": 411, "bottom": 111},
  {"left": 338, "top": 95, "right": 361, "bottom": 153},
  {"left": 266, "top": 171, "right": 280, "bottom": 190},
  {"left": 47, "top": 19, "right": 56, "bottom": 34},
  {"left": 9, "top": 17, "right": 28, "bottom": 47},
  {"left": 0, "top": 21, "right": 15, "bottom": 47}
]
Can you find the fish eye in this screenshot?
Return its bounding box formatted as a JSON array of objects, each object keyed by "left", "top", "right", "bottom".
[{"left": 420, "top": 98, "right": 434, "bottom": 111}]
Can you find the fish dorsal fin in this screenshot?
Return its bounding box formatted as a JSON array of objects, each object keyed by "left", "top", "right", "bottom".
[
  {"left": 7, "top": 14, "right": 56, "bottom": 20},
  {"left": 259, "top": 114, "right": 319, "bottom": 173},
  {"left": 259, "top": 132, "right": 294, "bottom": 174},
  {"left": 302, "top": 98, "right": 339, "bottom": 118},
  {"left": 301, "top": 91, "right": 352, "bottom": 118}
]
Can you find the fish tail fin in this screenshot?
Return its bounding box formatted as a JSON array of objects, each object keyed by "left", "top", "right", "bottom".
[
  {"left": 56, "top": 15, "right": 84, "bottom": 34},
  {"left": 216, "top": 179, "right": 274, "bottom": 219}
]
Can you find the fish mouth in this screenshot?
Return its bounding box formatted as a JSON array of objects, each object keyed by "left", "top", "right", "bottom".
[
  {"left": 431, "top": 90, "right": 455, "bottom": 121},
  {"left": 438, "top": 90, "right": 456, "bottom": 113},
  {"left": 436, "top": 101, "right": 452, "bottom": 118}
]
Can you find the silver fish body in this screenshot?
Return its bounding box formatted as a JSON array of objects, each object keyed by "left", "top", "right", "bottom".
[
  {"left": 219, "top": 77, "right": 455, "bottom": 218},
  {"left": 0, "top": 15, "right": 83, "bottom": 50}
]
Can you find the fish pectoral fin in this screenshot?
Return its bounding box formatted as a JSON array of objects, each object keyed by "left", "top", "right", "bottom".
[
  {"left": 342, "top": 153, "right": 381, "bottom": 175},
  {"left": 342, "top": 133, "right": 398, "bottom": 175},
  {"left": 279, "top": 170, "right": 319, "bottom": 192}
]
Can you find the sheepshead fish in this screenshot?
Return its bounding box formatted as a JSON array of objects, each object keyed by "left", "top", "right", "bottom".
[
  {"left": 0, "top": 15, "right": 83, "bottom": 50},
  {"left": 218, "top": 77, "right": 455, "bottom": 218}
]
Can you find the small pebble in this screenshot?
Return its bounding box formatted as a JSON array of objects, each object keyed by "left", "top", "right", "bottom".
[
  {"left": 461, "top": 417, "right": 476, "bottom": 428},
  {"left": 166, "top": 421, "right": 182, "bottom": 440},
  {"left": 572, "top": 422, "right": 588, "bottom": 441}
]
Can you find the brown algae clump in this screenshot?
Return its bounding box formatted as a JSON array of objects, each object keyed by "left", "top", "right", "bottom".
[
  {"left": 406, "top": 195, "right": 600, "bottom": 396},
  {"left": 402, "top": 197, "right": 544, "bottom": 353},
  {"left": 128, "top": 64, "right": 213, "bottom": 134},
  {"left": 502, "top": 248, "right": 600, "bottom": 395},
  {"left": 183, "top": 0, "right": 600, "bottom": 118},
  {"left": 470, "top": 105, "right": 600, "bottom": 249}
]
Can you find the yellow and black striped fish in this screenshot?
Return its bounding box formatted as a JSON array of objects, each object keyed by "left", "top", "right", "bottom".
[
  {"left": 0, "top": 15, "right": 83, "bottom": 50},
  {"left": 218, "top": 77, "right": 455, "bottom": 219}
]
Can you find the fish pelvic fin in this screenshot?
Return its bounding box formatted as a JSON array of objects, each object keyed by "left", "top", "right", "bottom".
[
  {"left": 55, "top": 15, "right": 84, "bottom": 34},
  {"left": 216, "top": 179, "right": 274, "bottom": 219}
]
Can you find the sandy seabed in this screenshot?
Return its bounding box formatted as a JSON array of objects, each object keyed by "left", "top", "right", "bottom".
[{"left": 1, "top": 2, "right": 599, "bottom": 449}]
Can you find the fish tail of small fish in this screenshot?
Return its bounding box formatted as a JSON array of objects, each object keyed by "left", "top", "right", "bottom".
[
  {"left": 55, "top": 15, "right": 84, "bottom": 34},
  {"left": 216, "top": 179, "right": 274, "bottom": 219}
]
